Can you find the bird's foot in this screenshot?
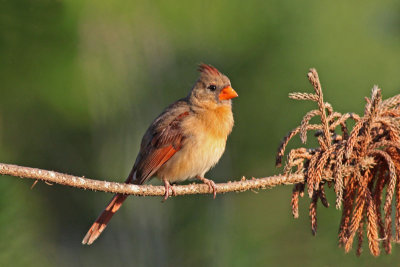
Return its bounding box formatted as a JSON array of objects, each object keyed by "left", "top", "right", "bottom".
[
  {"left": 197, "top": 176, "right": 217, "bottom": 199},
  {"left": 162, "top": 179, "right": 176, "bottom": 202},
  {"left": 162, "top": 178, "right": 171, "bottom": 202},
  {"left": 171, "top": 184, "right": 177, "bottom": 197}
]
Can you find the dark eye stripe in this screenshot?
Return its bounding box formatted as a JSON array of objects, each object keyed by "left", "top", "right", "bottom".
[{"left": 207, "top": 84, "right": 216, "bottom": 91}]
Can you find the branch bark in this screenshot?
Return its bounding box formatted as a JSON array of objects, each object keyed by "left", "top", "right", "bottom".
[{"left": 0, "top": 163, "right": 305, "bottom": 197}]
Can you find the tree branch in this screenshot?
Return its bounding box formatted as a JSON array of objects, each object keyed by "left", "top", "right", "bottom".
[{"left": 0, "top": 163, "right": 305, "bottom": 196}]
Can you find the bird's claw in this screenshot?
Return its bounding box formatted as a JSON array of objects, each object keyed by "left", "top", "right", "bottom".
[
  {"left": 163, "top": 179, "right": 170, "bottom": 202},
  {"left": 197, "top": 176, "right": 217, "bottom": 199},
  {"left": 171, "top": 184, "right": 177, "bottom": 197},
  {"left": 163, "top": 192, "right": 169, "bottom": 202},
  {"left": 162, "top": 179, "right": 177, "bottom": 202}
]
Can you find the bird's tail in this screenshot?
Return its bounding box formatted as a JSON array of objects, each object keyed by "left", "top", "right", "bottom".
[
  {"left": 82, "top": 171, "right": 136, "bottom": 245},
  {"left": 81, "top": 193, "right": 128, "bottom": 245}
]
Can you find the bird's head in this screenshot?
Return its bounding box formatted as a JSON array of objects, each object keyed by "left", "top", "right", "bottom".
[{"left": 189, "top": 64, "right": 238, "bottom": 109}]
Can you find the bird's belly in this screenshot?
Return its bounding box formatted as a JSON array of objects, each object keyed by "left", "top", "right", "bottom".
[{"left": 156, "top": 135, "right": 226, "bottom": 183}]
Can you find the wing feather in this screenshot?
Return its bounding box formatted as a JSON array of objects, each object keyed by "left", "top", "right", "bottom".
[{"left": 134, "top": 111, "right": 189, "bottom": 184}]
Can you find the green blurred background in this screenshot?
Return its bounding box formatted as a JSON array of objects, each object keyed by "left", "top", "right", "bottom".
[{"left": 1, "top": 0, "right": 400, "bottom": 266}]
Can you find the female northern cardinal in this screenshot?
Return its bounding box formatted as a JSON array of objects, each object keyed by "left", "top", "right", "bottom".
[{"left": 82, "top": 64, "right": 238, "bottom": 245}]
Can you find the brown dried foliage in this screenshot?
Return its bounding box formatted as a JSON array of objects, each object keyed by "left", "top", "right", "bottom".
[{"left": 276, "top": 69, "right": 400, "bottom": 256}]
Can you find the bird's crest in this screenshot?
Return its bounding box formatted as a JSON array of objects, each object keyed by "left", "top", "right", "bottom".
[{"left": 198, "top": 63, "right": 221, "bottom": 77}]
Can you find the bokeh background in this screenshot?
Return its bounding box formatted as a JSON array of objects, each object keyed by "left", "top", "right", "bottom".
[{"left": 1, "top": 0, "right": 400, "bottom": 266}]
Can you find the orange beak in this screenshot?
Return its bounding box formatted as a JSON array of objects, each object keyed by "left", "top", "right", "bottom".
[{"left": 219, "top": 86, "right": 238, "bottom": 101}]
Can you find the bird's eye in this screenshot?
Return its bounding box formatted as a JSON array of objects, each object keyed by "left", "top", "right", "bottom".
[{"left": 207, "top": 84, "right": 217, "bottom": 91}]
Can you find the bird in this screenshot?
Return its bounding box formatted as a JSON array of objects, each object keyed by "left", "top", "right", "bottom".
[{"left": 82, "top": 63, "right": 238, "bottom": 245}]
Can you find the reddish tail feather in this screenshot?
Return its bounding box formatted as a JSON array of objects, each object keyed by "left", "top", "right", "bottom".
[
  {"left": 82, "top": 172, "right": 135, "bottom": 245},
  {"left": 81, "top": 193, "right": 127, "bottom": 245}
]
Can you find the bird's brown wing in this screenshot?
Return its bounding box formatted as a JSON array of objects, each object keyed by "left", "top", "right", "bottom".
[
  {"left": 82, "top": 110, "right": 190, "bottom": 245},
  {"left": 134, "top": 111, "right": 189, "bottom": 184}
]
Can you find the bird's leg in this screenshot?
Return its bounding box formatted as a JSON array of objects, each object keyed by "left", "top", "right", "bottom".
[
  {"left": 196, "top": 175, "right": 217, "bottom": 199},
  {"left": 162, "top": 179, "right": 177, "bottom": 202},
  {"left": 162, "top": 178, "right": 171, "bottom": 202}
]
